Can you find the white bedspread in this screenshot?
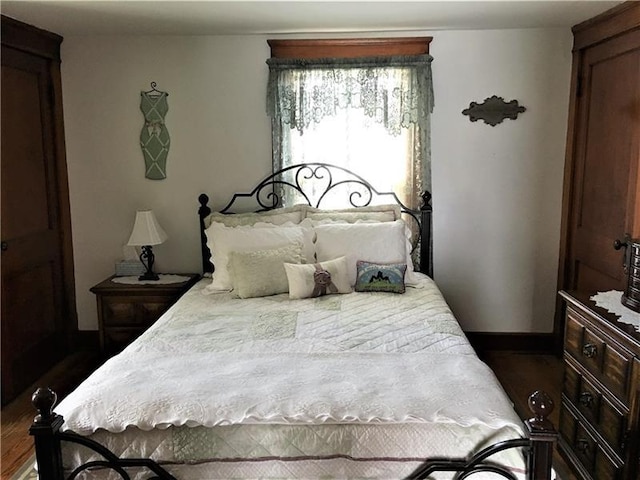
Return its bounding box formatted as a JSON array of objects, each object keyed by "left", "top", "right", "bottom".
[
  {"left": 57, "top": 350, "right": 520, "bottom": 434},
  {"left": 56, "top": 276, "right": 521, "bottom": 438}
]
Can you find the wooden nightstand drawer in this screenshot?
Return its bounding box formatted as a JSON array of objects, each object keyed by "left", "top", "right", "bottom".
[
  {"left": 102, "top": 297, "right": 173, "bottom": 327},
  {"left": 91, "top": 274, "right": 200, "bottom": 355},
  {"left": 566, "top": 310, "right": 634, "bottom": 402},
  {"left": 103, "top": 327, "right": 144, "bottom": 352}
]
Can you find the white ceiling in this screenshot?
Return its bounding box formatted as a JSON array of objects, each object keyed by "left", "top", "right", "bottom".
[{"left": 0, "top": 1, "right": 622, "bottom": 36}]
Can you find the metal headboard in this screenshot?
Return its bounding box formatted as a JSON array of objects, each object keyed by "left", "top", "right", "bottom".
[{"left": 198, "top": 163, "right": 433, "bottom": 277}]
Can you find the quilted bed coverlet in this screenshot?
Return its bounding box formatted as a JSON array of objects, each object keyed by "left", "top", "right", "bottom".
[{"left": 55, "top": 276, "right": 525, "bottom": 478}]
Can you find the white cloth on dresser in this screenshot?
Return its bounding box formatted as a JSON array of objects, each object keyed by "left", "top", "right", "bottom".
[{"left": 591, "top": 290, "right": 640, "bottom": 332}]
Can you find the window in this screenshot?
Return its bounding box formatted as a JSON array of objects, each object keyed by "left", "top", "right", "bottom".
[{"left": 266, "top": 38, "right": 433, "bottom": 211}]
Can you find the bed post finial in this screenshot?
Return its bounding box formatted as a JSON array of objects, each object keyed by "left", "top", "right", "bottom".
[
  {"left": 32, "top": 386, "right": 58, "bottom": 424},
  {"left": 525, "top": 390, "right": 557, "bottom": 480},
  {"left": 421, "top": 190, "right": 432, "bottom": 211},
  {"left": 30, "top": 387, "right": 65, "bottom": 480}
]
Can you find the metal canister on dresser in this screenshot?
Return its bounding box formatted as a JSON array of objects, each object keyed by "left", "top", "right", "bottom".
[{"left": 615, "top": 235, "right": 640, "bottom": 312}]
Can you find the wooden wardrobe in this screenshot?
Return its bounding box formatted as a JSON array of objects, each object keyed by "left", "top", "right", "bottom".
[
  {"left": 1, "top": 16, "right": 77, "bottom": 405},
  {"left": 556, "top": 2, "right": 640, "bottom": 478},
  {"left": 557, "top": 1, "right": 640, "bottom": 342}
]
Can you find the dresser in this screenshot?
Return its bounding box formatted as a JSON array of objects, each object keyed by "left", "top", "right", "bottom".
[
  {"left": 559, "top": 291, "right": 640, "bottom": 480},
  {"left": 91, "top": 274, "right": 200, "bottom": 355}
]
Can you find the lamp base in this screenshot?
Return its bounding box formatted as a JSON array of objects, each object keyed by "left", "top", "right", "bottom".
[
  {"left": 138, "top": 245, "right": 159, "bottom": 281},
  {"left": 138, "top": 271, "right": 160, "bottom": 281}
]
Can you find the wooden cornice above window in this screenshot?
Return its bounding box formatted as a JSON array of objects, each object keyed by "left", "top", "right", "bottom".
[{"left": 267, "top": 37, "right": 432, "bottom": 59}]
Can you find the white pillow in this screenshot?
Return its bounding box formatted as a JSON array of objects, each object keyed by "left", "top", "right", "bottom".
[
  {"left": 284, "top": 256, "right": 352, "bottom": 300},
  {"left": 306, "top": 210, "right": 395, "bottom": 223},
  {"left": 314, "top": 220, "right": 409, "bottom": 286},
  {"left": 204, "top": 204, "right": 305, "bottom": 229},
  {"left": 205, "top": 223, "right": 308, "bottom": 292},
  {"left": 304, "top": 204, "right": 401, "bottom": 221},
  {"left": 229, "top": 244, "right": 302, "bottom": 299}
]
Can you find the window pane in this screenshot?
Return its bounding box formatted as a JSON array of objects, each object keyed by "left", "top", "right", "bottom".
[{"left": 287, "top": 108, "right": 412, "bottom": 208}]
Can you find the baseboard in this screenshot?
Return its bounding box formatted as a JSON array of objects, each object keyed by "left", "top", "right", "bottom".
[{"left": 465, "top": 332, "right": 555, "bottom": 354}]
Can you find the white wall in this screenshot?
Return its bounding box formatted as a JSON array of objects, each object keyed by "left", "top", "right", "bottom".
[{"left": 61, "top": 28, "right": 572, "bottom": 332}]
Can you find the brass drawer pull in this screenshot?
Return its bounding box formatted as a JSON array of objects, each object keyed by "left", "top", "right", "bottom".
[
  {"left": 578, "top": 392, "right": 593, "bottom": 408},
  {"left": 582, "top": 343, "right": 597, "bottom": 358},
  {"left": 579, "top": 392, "right": 594, "bottom": 408},
  {"left": 576, "top": 439, "right": 590, "bottom": 454}
]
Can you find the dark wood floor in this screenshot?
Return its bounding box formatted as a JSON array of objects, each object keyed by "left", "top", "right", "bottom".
[
  {"left": 483, "top": 351, "right": 577, "bottom": 480},
  {"left": 1, "top": 351, "right": 574, "bottom": 479},
  {"left": 1, "top": 351, "right": 101, "bottom": 479}
]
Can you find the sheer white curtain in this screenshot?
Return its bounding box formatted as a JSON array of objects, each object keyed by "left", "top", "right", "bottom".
[{"left": 267, "top": 55, "right": 433, "bottom": 211}]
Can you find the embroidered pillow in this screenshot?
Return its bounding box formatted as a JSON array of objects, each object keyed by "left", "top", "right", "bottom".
[
  {"left": 229, "top": 244, "right": 303, "bottom": 299},
  {"left": 355, "top": 261, "right": 407, "bottom": 294},
  {"left": 284, "top": 257, "right": 352, "bottom": 300}
]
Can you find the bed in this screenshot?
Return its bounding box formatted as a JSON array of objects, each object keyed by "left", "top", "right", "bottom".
[{"left": 30, "top": 163, "right": 557, "bottom": 480}]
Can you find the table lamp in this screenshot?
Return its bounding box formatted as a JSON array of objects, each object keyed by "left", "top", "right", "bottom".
[{"left": 126, "top": 210, "right": 168, "bottom": 281}]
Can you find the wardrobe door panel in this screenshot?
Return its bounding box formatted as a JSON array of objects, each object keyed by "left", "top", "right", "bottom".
[
  {"left": 0, "top": 16, "right": 75, "bottom": 405},
  {"left": 570, "top": 28, "right": 640, "bottom": 294}
]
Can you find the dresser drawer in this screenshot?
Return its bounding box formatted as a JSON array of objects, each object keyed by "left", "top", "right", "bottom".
[
  {"left": 560, "top": 402, "right": 624, "bottom": 480},
  {"left": 564, "top": 361, "right": 628, "bottom": 455},
  {"left": 565, "top": 310, "right": 634, "bottom": 402}
]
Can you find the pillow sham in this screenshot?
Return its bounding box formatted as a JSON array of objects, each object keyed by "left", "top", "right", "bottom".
[
  {"left": 355, "top": 261, "right": 407, "bottom": 294},
  {"left": 205, "top": 223, "right": 307, "bottom": 292},
  {"left": 306, "top": 210, "right": 395, "bottom": 223},
  {"left": 314, "top": 220, "right": 407, "bottom": 286},
  {"left": 204, "top": 204, "right": 305, "bottom": 229},
  {"left": 304, "top": 204, "right": 401, "bottom": 222},
  {"left": 229, "top": 244, "right": 302, "bottom": 299},
  {"left": 284, "top": 256, "right": 352, "bottom": 300}
]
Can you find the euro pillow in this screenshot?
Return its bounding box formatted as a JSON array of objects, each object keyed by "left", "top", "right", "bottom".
[
  {"left": 203, "top": 204, "right": 305, "bottom": 229},
  {"left": 314, "top": 220, "right": 407, "bottom": 286},
  {"left": 304, "top": 204, "right": 401, "bottom": 222},
  {"left": 355, "top": 261, "right": 407, "bottom": 294},
  {"left": 284, "top": 256, "right": 352, "bottom": 300},
  {"left": 306, "top": 210, "right": 395, "bottom": 223},
  {"left": 205, "top": 222, "right": 308, "bottom": 292},
  {"left": 229, "top": 244, "right": 302, "bottom": 299}
]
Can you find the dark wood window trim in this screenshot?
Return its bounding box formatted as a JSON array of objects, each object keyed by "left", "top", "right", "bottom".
[{"left": 267, "top": 37, "right": 432, "bottom": 59}]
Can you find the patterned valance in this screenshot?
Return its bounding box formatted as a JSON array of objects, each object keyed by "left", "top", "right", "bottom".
[{"left": 266, "top": 55, "right": 434, "bottom": 136}]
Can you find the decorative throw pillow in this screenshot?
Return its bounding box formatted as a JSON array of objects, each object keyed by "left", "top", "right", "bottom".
[
  {"left": 355, "top": 261, "right": 407, "bottom": 294},
  {"left": 284, "top": 256, "right": 352, "bottom": 300},
  {"left": 229, "top": 244, "right": 303, "bottom": 299}
]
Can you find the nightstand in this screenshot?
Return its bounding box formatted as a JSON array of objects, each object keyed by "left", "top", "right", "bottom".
[{"left": 91, "top": 274, "right": 200, "bottom": 355}]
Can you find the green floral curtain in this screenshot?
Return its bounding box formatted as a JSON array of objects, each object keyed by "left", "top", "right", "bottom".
[{"left": 266, "top": 54, "right": 434, "bottom": 208}]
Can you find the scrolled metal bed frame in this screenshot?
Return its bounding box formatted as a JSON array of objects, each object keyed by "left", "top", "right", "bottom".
[
  {"left": 197, "top": 162, "right": 433, "bottom": 277},
  {"left": 30, "top": 163, "right": 557, "bottom": 479}
]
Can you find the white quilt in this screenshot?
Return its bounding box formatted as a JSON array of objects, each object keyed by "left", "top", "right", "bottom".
[
  {"left": 57, "top": 350, "right": 520, "bottom": 435},
  {"left": 54, "top": 276, "right": 526, "bottom": 479}
]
